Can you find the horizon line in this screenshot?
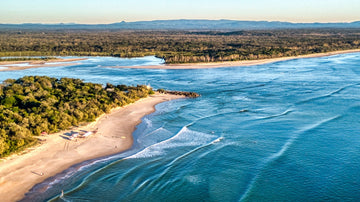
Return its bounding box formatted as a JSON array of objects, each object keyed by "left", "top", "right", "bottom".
[{"left": 1, "top": 19, "right": 360, "bottom": 25}]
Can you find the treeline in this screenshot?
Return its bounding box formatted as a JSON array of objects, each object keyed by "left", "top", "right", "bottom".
[
  {"left": 157, "top": 89, "right": 200, "bottom": 98},
  {"left": 0, "top": 56, "right": 56, "bottom": 62},
  {"left": 0, "top": 76, "right": 154, "bottom": 157},
  {"left": 0, "top": 29, "right": 359, "bottom": 63}
]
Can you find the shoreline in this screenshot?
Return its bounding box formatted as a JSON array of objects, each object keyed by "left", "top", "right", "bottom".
[
  {"left": 0, "top": 93, "right": 184, "bottom": 202},
  {"left": 110, "top": 49, "right": 360, "bottom": 69},
  {"left": 0, "top": 49, "right": 359, "bottom": 71},
  {"left": 0, "top": 58, "right": 87, "bottom": 71}
]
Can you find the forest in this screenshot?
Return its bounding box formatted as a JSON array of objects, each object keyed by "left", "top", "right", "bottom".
[
  {"left": 0, "top": 29, "right": 359, "bottom": 63},
  {"left": 0, "top": 76, "right": 154, "bottom": 157}
]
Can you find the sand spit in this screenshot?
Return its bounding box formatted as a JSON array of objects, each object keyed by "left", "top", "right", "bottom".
[
  {"left": 108, "top": 49, "right": 360, "bottom": 69},
  {"left": 0, "top": 58, "right": 87, "bottom": 71}
]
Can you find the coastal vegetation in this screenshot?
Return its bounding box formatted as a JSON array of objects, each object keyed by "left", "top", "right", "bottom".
[
  {"left": 0, "top": 76, "right": 155, "bottom": 157},
  {"left": 0, "top": 56, "right": 56, "bottom": 62},
  {"left": 0, "top": 29, "right": 359, "bottom": 63},
  {"left": 157, "top": 89, "right": 200, "bottom": 98}
]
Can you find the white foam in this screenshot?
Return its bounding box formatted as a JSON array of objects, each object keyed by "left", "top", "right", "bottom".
[
  {"left": 239, "top": 115, "right": 342, "bottom": 201},
  {"left": 260, "top": 108, "right": 293, "bottom": 120},
  {"left": 127, "top": 126, "right": 216, "bottom": 159},
  {"left": 211, "top": 137, "right": 224, "bottom": 144},
  {"left": 327, "top": 54, "right": 357, "bottom": 64},
  {"left": 44, "top": 147, "right": 134, "bottom": 191},
  {"left": 143, "top": 118, "right": 153, "bottom": 128},
  {"left": 185, "top": 175, "right": 203, "bottom": 185},
  {"left": 59, "top": 193, "right": 71, "bottom": 202},
  {"left": 232, "top": 95, "right": 251, "bottom": 101},
  {"left": 142, "top": 127, "right": 166, "bottom": 138}
]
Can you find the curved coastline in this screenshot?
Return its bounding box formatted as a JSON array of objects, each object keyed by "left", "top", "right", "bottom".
[
  {"left": 1, "top": 49, "right": 360, "bottom": 71},
  {"left": 0, "top": 93, "right": 184, "bottom": 202},
  {"left": 0, "top": 58, "right": 86, "bottom": 71},
  {"left": 109, "top": 49, "right": 360, "bottom": 69},
  {"left": 0, "top": 50, "right": 359, "bottom": 201}
]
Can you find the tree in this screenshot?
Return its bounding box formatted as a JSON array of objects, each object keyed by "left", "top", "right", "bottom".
[{"left": 0, "top": 76, "right": 155, "bottom": 157}]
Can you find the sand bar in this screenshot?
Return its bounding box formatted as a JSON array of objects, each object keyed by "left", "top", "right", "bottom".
[
  {"left": 0, "top": 58, "right": 86, "bottom": 71},
  {"left": 109, "top": 49, "right": 360, "bottom": 69},
  {"left": 1, "top": 49, "right": 359, "bottom": 71},
  {"left": 0, "top": 93, "right": 184, "bottom": 202}
]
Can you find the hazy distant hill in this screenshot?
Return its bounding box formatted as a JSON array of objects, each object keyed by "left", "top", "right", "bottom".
[{"left": 1, "top": 19, "right": 360, "bottom": 30}]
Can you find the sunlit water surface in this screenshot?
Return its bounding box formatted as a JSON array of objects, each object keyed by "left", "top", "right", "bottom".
[{"left": 1, "top": 54, "right": 360, "bottom": 201}]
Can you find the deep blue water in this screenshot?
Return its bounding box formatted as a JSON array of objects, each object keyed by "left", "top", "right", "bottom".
[{"left": 2, "top": 54, "right": 360, "bottom": 201}]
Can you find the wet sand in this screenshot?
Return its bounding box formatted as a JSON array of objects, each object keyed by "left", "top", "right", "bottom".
[
  {"left": 0, "top": 58, "right": 86, "bottom": 71},
  {"left": 0, "top": 93, "right": 184, "bottom": 202},
  {"left": 1, "top": 50, "right": 359, "bottom": 71},
  {"left": 108, "top": 49, "right": 360, "bottom": 69}
]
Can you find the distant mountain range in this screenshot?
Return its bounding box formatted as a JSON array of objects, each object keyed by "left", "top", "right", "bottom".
[{"left": 1, "top": 20, "right": 360, "bottom": 30}]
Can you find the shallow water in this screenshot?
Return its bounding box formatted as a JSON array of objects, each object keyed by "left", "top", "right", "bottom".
[{"left": 2, "top": 54, "right": 360, "bottom": 201}]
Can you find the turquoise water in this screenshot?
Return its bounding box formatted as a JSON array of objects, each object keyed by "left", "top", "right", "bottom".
[{"left": 2, "top": 54, "right": 360, "bottom": 201}]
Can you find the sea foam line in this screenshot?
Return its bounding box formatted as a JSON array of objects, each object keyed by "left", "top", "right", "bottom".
[
  {"left": 238, "top": 115, "right": 341, "bottom": 201},
  {"left": 46, "top": 125, "right": 191, "bottom": 196},
  {"left": 43, "top": 114, "right": 227, "bottom": 197},
  {"left": 296, "top": 83, "right": 359, "bottom": 105},
  {"left": 144, "top": 136, "right": 222, "bottom": 192},
  {"left": 258, "top": 108, "right": 293, "bottom": 120}
]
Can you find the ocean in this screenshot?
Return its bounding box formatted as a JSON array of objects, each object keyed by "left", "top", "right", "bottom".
[{"left": 1, "top": 53, "right": 360, "bottom": 201}]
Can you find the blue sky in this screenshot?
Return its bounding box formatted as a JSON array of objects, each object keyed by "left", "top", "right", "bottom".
[{"left": 1, "top": 0, "right": 359, "bottom": 24}]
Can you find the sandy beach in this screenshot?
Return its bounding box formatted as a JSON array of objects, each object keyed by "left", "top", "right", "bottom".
[
  {"left": 109, "top": 49, "right": 360, "bottom": 69},
  {"left": 1, "top": 49, "right": 359, "bottom": 72},
  {"left": 0, "top": 93, "right": 184, "bottom": 202},
  {"left": 0, "top": 58, "right": 86, "bottom": 71}
]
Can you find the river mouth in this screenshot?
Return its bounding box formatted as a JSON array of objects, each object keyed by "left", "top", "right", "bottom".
[{"left": 1, "top": 53, "right": 359, "bottom": 201}]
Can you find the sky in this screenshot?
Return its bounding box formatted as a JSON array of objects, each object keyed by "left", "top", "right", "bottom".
[{"left": 1, "top": 0, "right": 359, "bottom": 24}]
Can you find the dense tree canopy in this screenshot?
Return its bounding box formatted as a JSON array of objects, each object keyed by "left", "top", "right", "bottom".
[
  {"left": 0, "top": 29, "right": 359, "bottom": 63},
  {"left": 0, "top": 76, "right": 154, "bottom": 157}
]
